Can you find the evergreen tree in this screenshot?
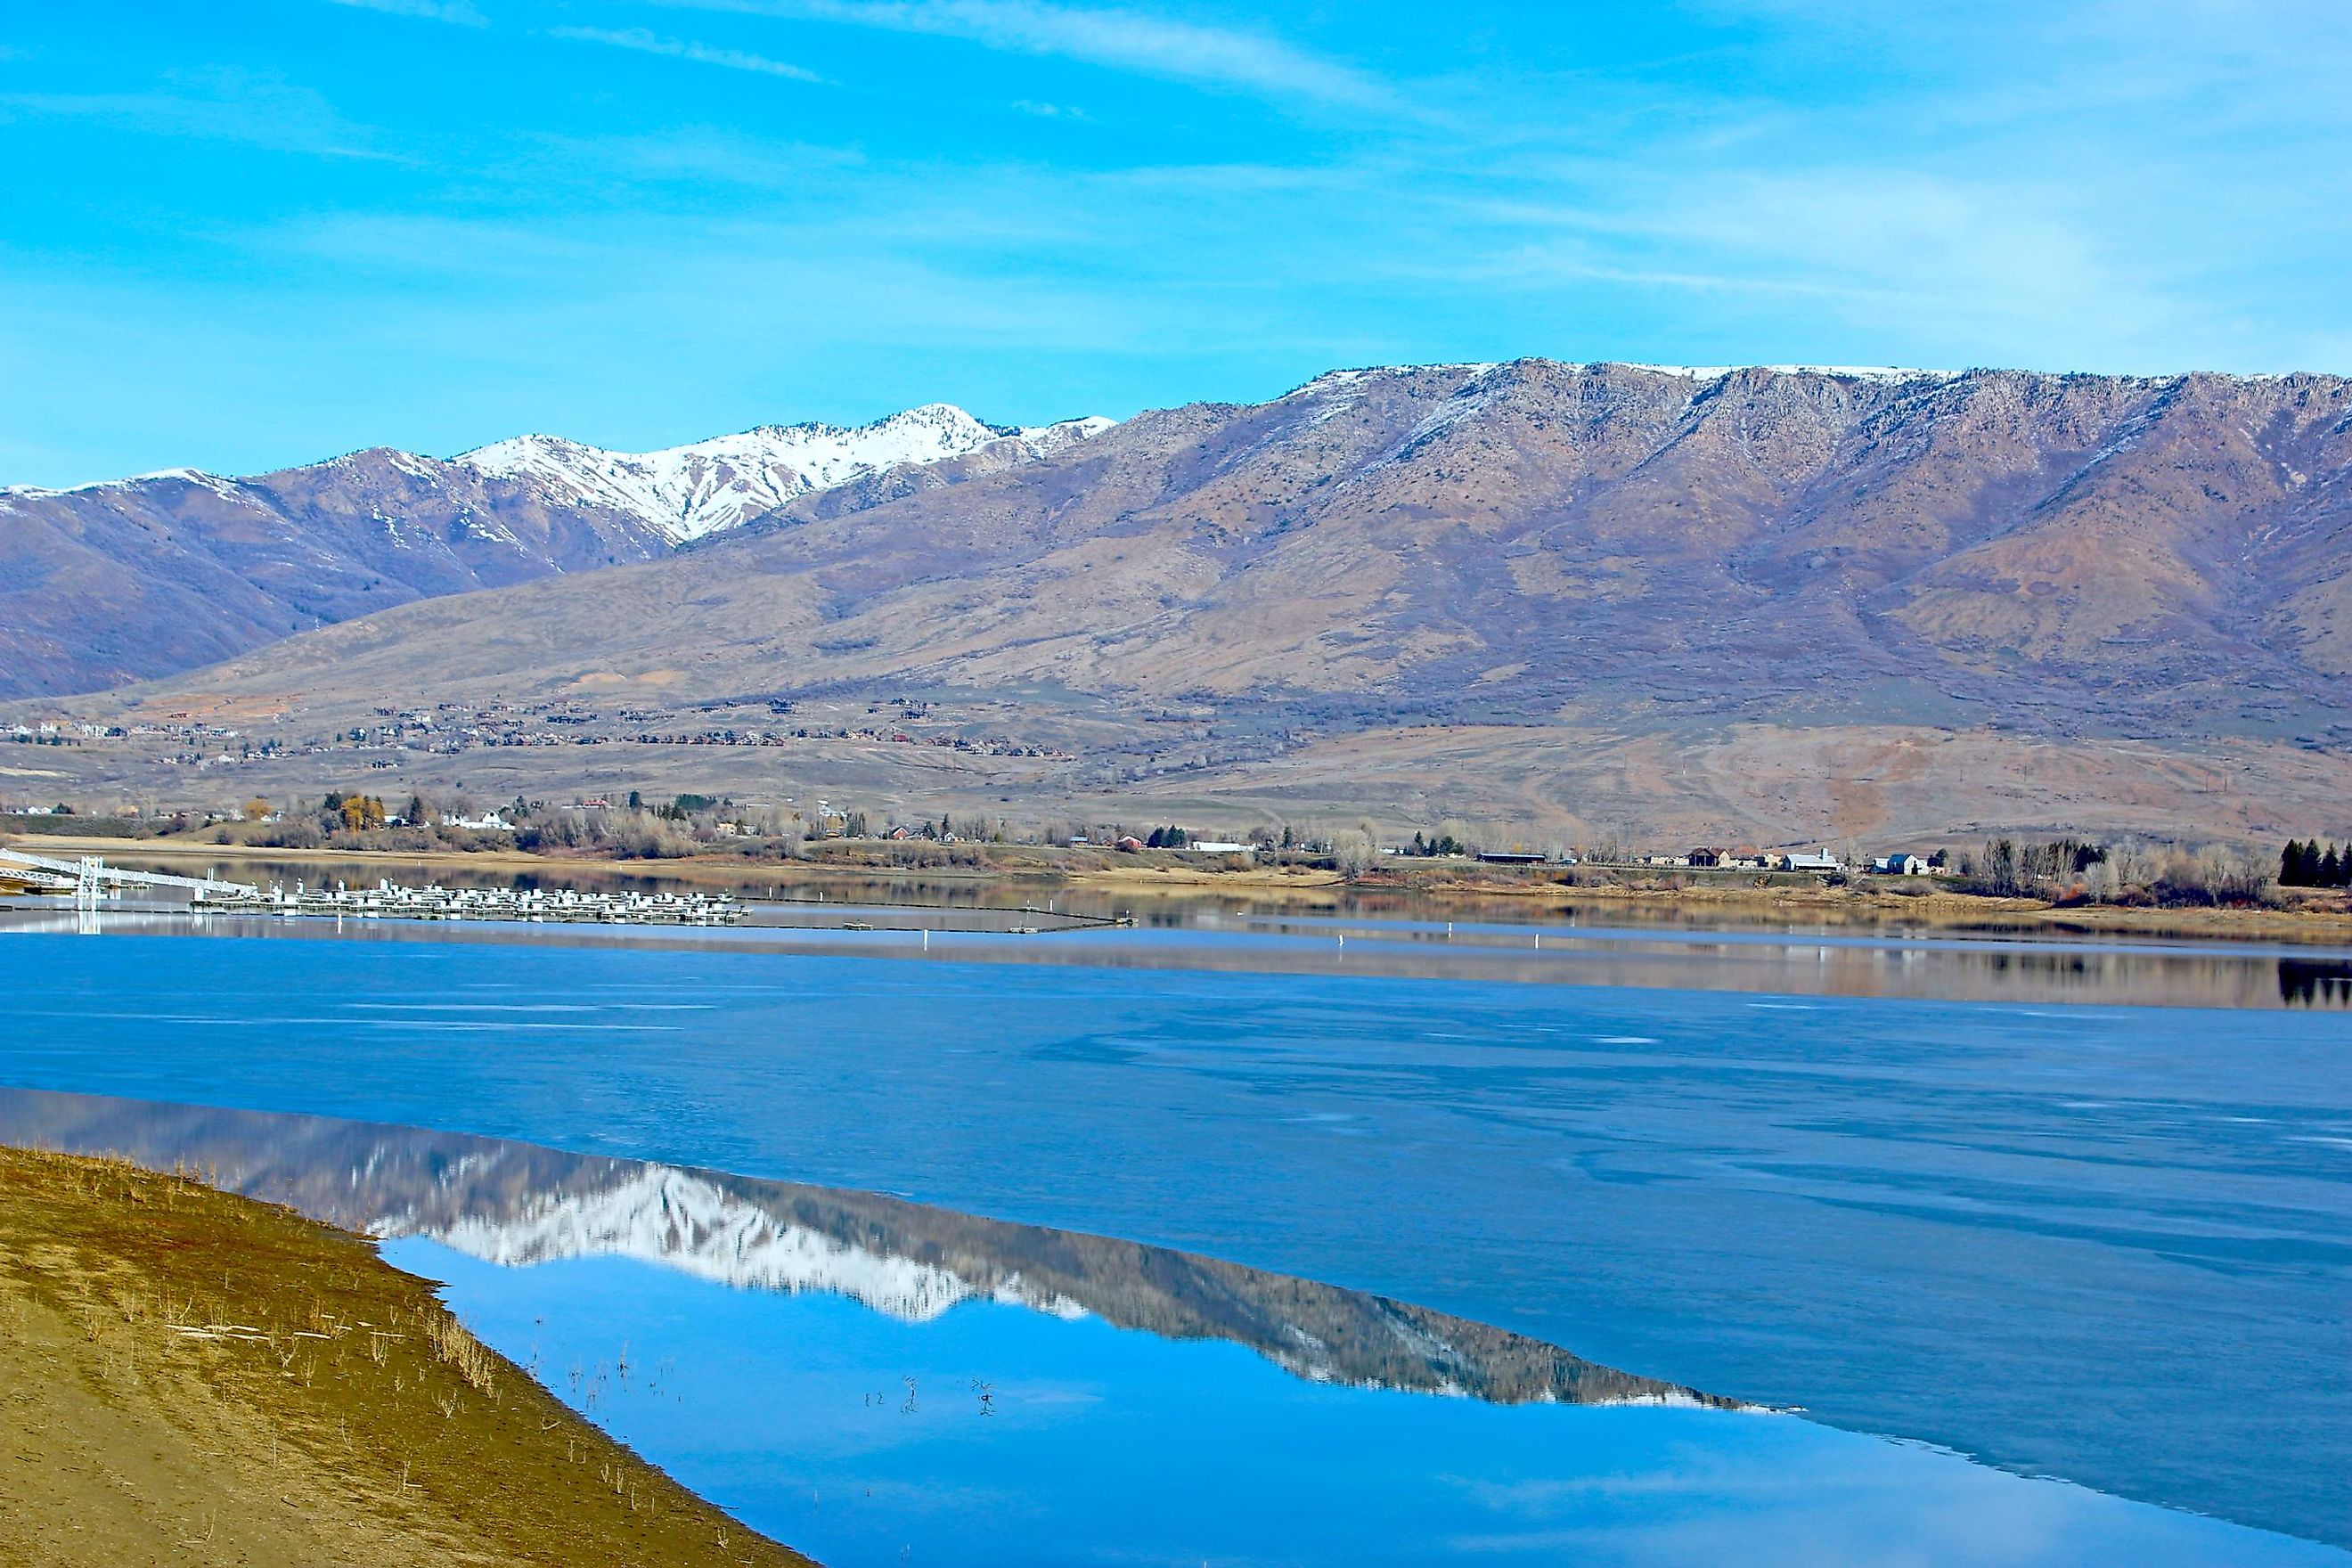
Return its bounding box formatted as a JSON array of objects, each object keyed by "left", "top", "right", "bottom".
[
  {"left": 2283, "top": 840, "right": 2307, "bottom": 886},
  {"left": 2326, "top": 845, "right": 2345, "bottom": 887}
]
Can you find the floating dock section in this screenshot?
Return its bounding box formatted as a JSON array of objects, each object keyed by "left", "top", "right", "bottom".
[{"left": 196, "top": 879, "right": 745, "bottom": 927}]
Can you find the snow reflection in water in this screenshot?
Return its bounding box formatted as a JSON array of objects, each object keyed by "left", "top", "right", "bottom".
[{"left": 0, "top": 1086, "right": 2340, "bottom": 1568}]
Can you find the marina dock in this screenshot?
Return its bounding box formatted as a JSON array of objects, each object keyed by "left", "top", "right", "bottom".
[{"left": 195, "top": 879, "right": 746, "bottom": 926}]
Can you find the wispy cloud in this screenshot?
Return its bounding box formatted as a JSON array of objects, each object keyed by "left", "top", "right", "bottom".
[
  {"left": 1010, "top": 98, "right": 1089, "bottom": 120},
  {"left": 323, "top": 0, "right": 488, "bottom": 26},
  {"left": 665, "top": 0, "right": 1389, "bottom": 109},
  {"left": 533, "top": 127, "right": 865, "bottom": 191},
  {"left": 0, "top": 67, "right": 397, "bottom": 161},
  {"left": 550, "top": 25, "right": 823, "bottom": 82}
]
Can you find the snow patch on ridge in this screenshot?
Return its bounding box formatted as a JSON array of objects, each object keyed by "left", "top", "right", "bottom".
[
  {"left": 1, "top": 466, "right": 257, "bottom": 502},
  {"left": 455, "top": 404, "right": 1115, "bottom": 543},
  {"left": 1617, "top": 363, "right": 1959, "bottom": 383},
  {"left": 1274, "top": 362, "right": 1956, "bottom": 406},
  {"left": 0, "top": 406, "right": 1114, "bottom": 537}
]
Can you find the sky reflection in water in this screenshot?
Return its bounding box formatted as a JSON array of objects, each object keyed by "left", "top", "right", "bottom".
[
  {"left": 0, "top": 1083, "right": 2335, "bottom": 1568},
  {"left": 401, "top": 1245, "right": 2340, "bottom": 1568},
  {"left": 4, "top": 925, "right": 2351, "bottom": 1555}
]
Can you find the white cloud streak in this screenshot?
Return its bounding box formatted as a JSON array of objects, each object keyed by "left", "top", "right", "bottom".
[
  {"left": 663, "top": 0, "right": 1389, "bottom": 108},
  {"left": 323, "top": 0, "right": 489, "bottom": 26},
  {"left": 0, "top": 67, "right": 399, "bottom": 161},
  {"left": 549, "top": 25, "right": 824, "bottom": 81}
]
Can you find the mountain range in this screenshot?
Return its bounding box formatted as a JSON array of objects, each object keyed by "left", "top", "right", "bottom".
[
  {"left": 0, "top": 404, "right": 1109, "bottom": 698},
  {"left": 11, "top": 359, "right": 2352, "bottom": 842}
]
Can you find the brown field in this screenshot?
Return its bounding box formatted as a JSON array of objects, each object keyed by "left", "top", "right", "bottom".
[{"left": 0, "top": 1145, "right": 811, "bottom": 1568}]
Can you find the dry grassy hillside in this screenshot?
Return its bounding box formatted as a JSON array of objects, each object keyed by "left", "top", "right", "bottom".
[
  {"left": 0, "top": 1144, "right": 810, "bottom": 1568},
  {"left": 13, "top": 362, "right": 2352, "bottom": 842}
]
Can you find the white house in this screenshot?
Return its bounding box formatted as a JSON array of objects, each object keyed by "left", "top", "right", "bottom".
[
  {"left": 1780, "top": 848, "right": 1842, "bottom": 872},
  {"left": 1872, "top": 853, "right": 1931, "bottom": 876},
  {"left": 447, "top": 811, "right": 510, "bottom": 832}
]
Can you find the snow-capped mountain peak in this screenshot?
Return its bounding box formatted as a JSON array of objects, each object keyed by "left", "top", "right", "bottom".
[{"left": 454, "top": 404, "right": 1115, "bottom": 543}]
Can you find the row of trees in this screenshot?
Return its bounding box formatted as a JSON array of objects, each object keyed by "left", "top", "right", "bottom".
[
  {"left": 320, "top": 791, "right": 388, "bottom": 833},
  {"left": 221, "top": 790, "right": 492, "bottom": 851},
  {"left": 2279, "top": 840, "right": 2352, "bottom": 888},
  {"left": 1959, "top": 837, "right": 2108, "bottom": 898},
  {"left": 137, "top": 789, "right": 2339, "bottom": 907},
  {"left": 1955, "top": 837, "right": 2277, "bottom": 907}
]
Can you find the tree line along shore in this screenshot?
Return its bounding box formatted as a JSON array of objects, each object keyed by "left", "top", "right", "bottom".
[
  {"left": 11, "top": 835, "right": 2352, "bottom": 950},
  {"left": 4, "top": 785, "right": 2343, "bottom": 915}
]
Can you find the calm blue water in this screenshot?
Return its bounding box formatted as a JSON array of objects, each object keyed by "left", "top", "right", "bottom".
[
  {"left": 393, "top": 1244, "right": 2340, "bottom": 1567},
  {"left": 7, "top": 927, "right": 2351, "bottom": 1553},
  {"left": 4, "top": 1081, "right": 2331, "bottom": 1567}
]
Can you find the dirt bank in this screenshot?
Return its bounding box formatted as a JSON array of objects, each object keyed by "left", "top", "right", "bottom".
[{"left": 0, "top": 1144, "right": 811, "bottom": 1568}]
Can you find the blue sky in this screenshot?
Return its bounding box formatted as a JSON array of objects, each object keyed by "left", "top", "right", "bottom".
[{"left": 4, "top": 1, "right": 2348, "bottom": 485}]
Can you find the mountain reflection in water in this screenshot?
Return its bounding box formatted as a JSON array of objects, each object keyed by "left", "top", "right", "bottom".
[
  {"left": 6, "top": 1083, "right": 2345, "bottom": 1567},
  {"left": 0, "top": 1084, "right": 1723, "bottom": 1409}
]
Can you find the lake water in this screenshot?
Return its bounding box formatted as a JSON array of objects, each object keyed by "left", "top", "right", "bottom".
[
  {"left": 12, "top": 889, "right": 2352, "bottom": 1009},
  {"left": 3, "top": 914, "right": 2349, "bottom": 1560}
]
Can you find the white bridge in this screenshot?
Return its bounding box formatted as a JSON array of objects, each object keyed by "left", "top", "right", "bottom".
[{"left": 0, "top": 845, "right": 259, "bottom": 907}]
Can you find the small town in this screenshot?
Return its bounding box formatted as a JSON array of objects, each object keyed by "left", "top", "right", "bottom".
[{"left": 0, "top": 781, "right": 2304, "bottom": 915}]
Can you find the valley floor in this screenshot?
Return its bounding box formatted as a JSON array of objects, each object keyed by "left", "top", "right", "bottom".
[{"left": 0, "top": 1145, "right": 812, "bottom": 1568}]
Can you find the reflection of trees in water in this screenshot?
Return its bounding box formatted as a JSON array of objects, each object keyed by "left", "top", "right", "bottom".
[{"left": 2277, "top": 959, "right": 2352, "bottom": 1008}]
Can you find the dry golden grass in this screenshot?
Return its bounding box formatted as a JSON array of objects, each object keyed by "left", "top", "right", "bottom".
[{"left": 0, "top": 1145, "right": 813, "bottom": 1568}]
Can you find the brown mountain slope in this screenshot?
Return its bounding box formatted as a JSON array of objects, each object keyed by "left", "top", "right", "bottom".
[
  {"left": 138, "top": 362, "right": 2352, "bottom": 723},
  {"left": 0, "top": 412, "right": 1098, "bottom": 700},
  {"left": 24, "top": 361, "right": 2352, "bottom": 841},
  {"left": 0, "top": 453, "right": 674, "bottom": 698}
]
